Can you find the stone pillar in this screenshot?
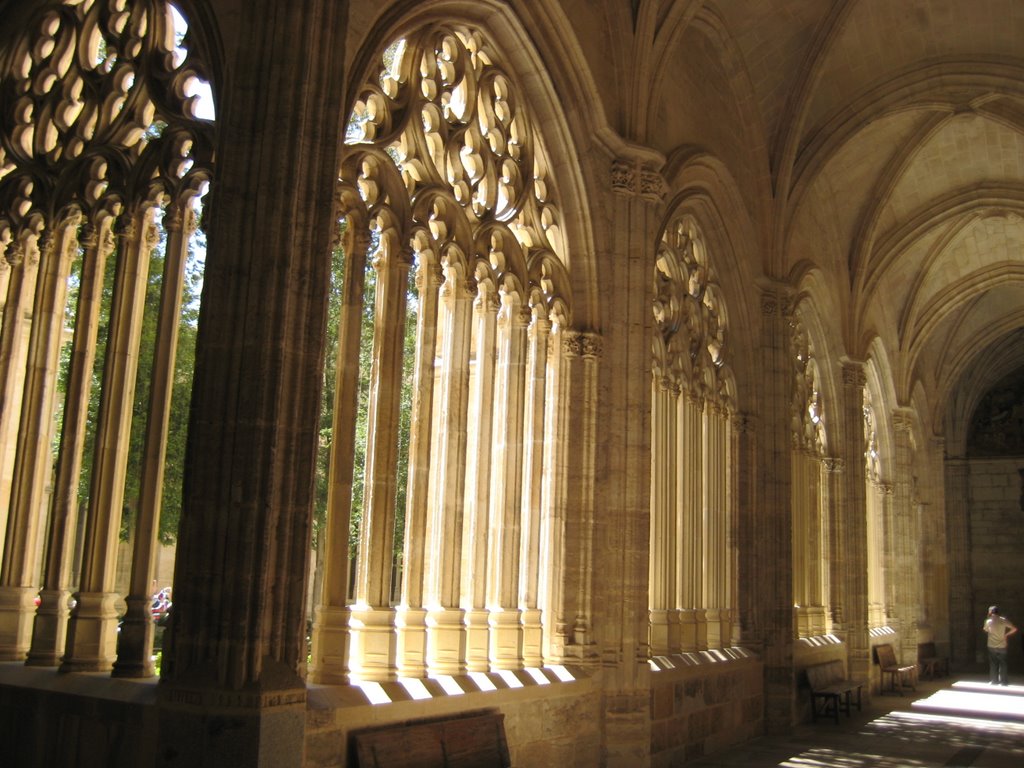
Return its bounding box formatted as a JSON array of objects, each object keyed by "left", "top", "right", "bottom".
[
  {"left": 945, "top": 457, "right": 972, "bottom": 667},
  {"left": 748, "top": 284, "right": 796, "bottom": 730},
  {"left": 26, "top": 218, "right": 115, "bottom": 666},
  {"left": 891, "top": 407, "right": 922, "bottom": 664},
  {"left": 308, "top": 225, "right": 369, "bottom": 686},
  {"left": 349, "top": 241, "right": 412, "bottom": 681},
  {"left": 157, "top": 3, "right": 347, "bottom": 765},
  {"left": 0, "top": 228, "right": 41, "bottom": 536},
  {"left": 0, "top": 221, "right": 71, "bottom": 660},
  {"left": 519, "top": 309, "right": 551, "bottom": 667},
  {"left": 705, "top": 399, "right": 729, "bottom": 648},
  {"left": 424, "top": 266, "right": 473, "bottom": 675},
  {"left": 395, "top": 242, "right": 441, "bottom": 678},
  {"left": 593, "top": 155, "right": 660, "bottom": 766},
  {"left": 62, "top": 206, "right": 159, "bottom": 673},
  {"left": 836, "top": 360, "right": 870, "bottom": 683},
  {"left": 461, "top": 285, "right": 497, "bottom": 673},
  {"left": 678, "top": 386, "right": 706, "bottom": 651},
  {"left": 648, "top": 378, "right": 677, "bottom": 656},
  {"left": 114, "top": 202, "right": 196, "bottom": 678},
  {"left": 822, "top": 457, "right": 845, "bottom": 635}
]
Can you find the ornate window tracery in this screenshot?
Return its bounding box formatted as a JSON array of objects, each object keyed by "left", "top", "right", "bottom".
[
  {"left": 0, "top": 0, "right": 213, "bottom": 675},
  {"left": 310, "top": 23, "right": 577, "bottom": 682},
  {"left": 790, "top": 318, "right": 829, "bottom": 637},
  {"left": 650, "top": 215, "right": 736, "bottom": 656}
]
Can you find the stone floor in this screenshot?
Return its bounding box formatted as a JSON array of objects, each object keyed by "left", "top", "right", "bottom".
[{"left": 689, "top": 675, "right": 1024, "bottom": 767}]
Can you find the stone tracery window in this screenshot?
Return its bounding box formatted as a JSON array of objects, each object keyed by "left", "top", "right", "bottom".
[
  {"left": 790, "top": 319, "right": 829, "bottom": 637},
  {"left": 649, "top": 215, "right": 737, "bottom": 656},
  {"left": 310, "top": 24, "right": 576, "bottom": 683},
  {"left": 0, "top": 0, "right": 213, "bottom": 675}
]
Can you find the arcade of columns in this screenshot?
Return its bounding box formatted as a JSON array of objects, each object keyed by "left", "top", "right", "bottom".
[{"left": 0, "top": 1, "right": 983, "bottom": 767}]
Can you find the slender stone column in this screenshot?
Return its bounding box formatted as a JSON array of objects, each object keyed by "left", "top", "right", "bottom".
[
  {"left": 424, "top": 266, "right": 473, "bottom": 675},
  {"left": 648, "top": 379, "right": 676, "bottom": 655},
  {"left": 822, "top": 457, "right": 845, "bottom": 635},
  {"left": 309, "top": 225, "right": 369, "bottom": 685},
  {"left": 539, "top": 325, "right": 566, "bottom": 663},
  {"left": 836, "top": 359, "right": 870, "bottom": 683},
  {"left": 158, "top": 4, "right": 347, "bottom": 765},
  {"left": 62, "top": 206, "right": 158, "bottom": 673},
  {"left": 519, "top": 308, "right": 550, "bottom": 667},
  {"left": 0, "top": 229, "right": 41, "bottom": 562},
  {"left": 349, "top": 242, "right": 412, "bottom": 681},
  {"left": 0, "top": 222, "right": 70, "bottom": 660},
  {"left": 395, "top": 242, "right": 441, "bottom": 678},
  {"left": 704, "top": 399, "right": 728, "bottom": 648},
  {"left": 26, "top": 218, "right": 115, "bottom": 666},
  {"left": 678, "top": 387, "right": 706, "bottom": 650},
  {"left": 461, "top": 285, "right": 497, "bottom": 672},
  {"left": 891, "top": 407, "right": 922, "bottom": 663},
  {"left": 113, "top": 202, "right": 195, "bottom": 678},
  {"left": 944, "top": 458, "right": 972, "bottom": 667},
  {"left": 486, "top": 290, "right": 529, "bottom": 669}
]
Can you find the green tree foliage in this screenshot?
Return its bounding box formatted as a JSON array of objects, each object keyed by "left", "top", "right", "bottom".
[{"left": 59, "top": 214, "right": 204, "bottom": 547}]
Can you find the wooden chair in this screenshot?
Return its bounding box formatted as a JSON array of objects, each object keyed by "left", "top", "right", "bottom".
[
  {"left": 875, "top": 643, "right": 917, "bottom": 695},
  {"left": 917, "top": 642, "right": 949, "bottom": 679},
  {"left": 806, "top": 661, "right": 863, "bottom": 724}
]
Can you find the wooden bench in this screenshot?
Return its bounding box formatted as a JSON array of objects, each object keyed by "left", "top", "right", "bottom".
[
  {"left": 352, "top": 712, "right": 510, "bottom": 767},
  {"left": 875, "top": 643, "right": 917, "bottom": 695},
  {"left": 917, "top": 642, "right": 948, "bottom": 679},
  {"left": 806, "top": 660, "right": 863, "bottom": 724}
]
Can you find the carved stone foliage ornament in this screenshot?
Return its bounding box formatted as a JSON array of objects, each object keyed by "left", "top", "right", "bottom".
[
  {"left": 652, "top": 214, "right": 732, "bottom": 406},
  {"left": 0, "top": 0, "right": 214, "bottom": 248},
  {"left": 341, "top": 25, "right": 571, "bottom": 327}
]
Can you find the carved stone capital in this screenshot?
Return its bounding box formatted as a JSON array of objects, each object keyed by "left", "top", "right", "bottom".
[
  {"left": 610, "top": 159, "right": 665, "bottom": 201},
  {"left": 823, "top": 457, "right": 845, "bottom": 473},
  {"left": 840, "top": 360, "right": 867, "bottom": 388},
  {"left": 562, "top": 330, "right": 602, "bottom": 359}
]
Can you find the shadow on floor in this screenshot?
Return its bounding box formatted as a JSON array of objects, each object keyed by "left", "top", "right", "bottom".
[{"left": 689, "top": 675, "right": 1024, "bottom": 767}]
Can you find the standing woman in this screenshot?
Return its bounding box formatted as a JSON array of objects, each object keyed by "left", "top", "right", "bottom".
[{"left": 983, "top": 605, "right": 1019, "bottom": 685}]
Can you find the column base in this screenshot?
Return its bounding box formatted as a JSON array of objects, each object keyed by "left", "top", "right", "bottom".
[
  {"left": 395, "top": 606, "right": 428, "bottom": 678},
  {"left": 25, "top": 588, "right": 72, "bottom": 666},
  {"left": 464, "top": 608, "right": 490, "bottom": 672},
  {"left": 521, "top": 607, "right": 543, "bottom": 667},
  {"left": 309, "top": 605, "right": 351, "bottom": 685},
  {"left": 349, "top": 605, "right": 397, "bottom": 682},
  {"left": 157, "top": 675, "right": 306, "bottom": 768},
  {"left": 0, "top": 585, "right": 39, "bottom": 661},
  {"left": 426, "top": 607, "right": 466, "bottom": 675},
  {"left": 112, "top": 594, "right": 157, "bottom": 678},
  {"left": 679, "top": 608, "right": 708, "bottom": 652},
  {"left": 60, "top": 591, "right": 125, "bottom": 673},
  {"left": 489, "top": 609, "right": 523, "bottom": 670}
]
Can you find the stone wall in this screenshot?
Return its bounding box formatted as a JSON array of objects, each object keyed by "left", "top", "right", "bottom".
[
  {"left": 648, "top": 653, "right": 762, "bottom": 767},
  {"left": 968, "top": 458, "right": 1024, "bottom": 668},
  {"left": 304, "top": 667, "right": 601, "bottom": 767}
]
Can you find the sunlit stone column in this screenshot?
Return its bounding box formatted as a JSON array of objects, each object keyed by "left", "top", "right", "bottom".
[
  {"left": 309, "top": 225, "right": 369, "bottom": 685},
  {"left": 648, "top": 377, "right": 677, "bottom": 656},
  {"left": 486, "top": 289, "right": 529, "bottom": 669},
  {"left": 114, "top": 202, "right": 195, "bottom": 677},
  {"left": 395, "top": 240, "right": 441, "bottom": 678},
  {"left": 0, "top": 228, "right": 42, "bottom": 565},
  {"left": 349, "top": 241, "right": 412, "bottom": 681},
  {"left": 678, "top": 387, "right": 706, "bottom": 651},
  {"left": 539, "top": 325, "right": 566, "bottom": 663},
  {"left": 424, "top": 265, "right": 473, "bottom": 675},
  {"left": 26, "top": 218, "right": 115, "bottom": 666},
  {"left": 461, "top": 284, "right": 497, "bottom": 672},
  {"left": 556, "top": 330, "right": 600, "bottom": 663},
  {"left": 0, "top": 222, "right": 66, "bottom": 660},
  {"left": 519, "top": 307, "right": 550, "bottom": 667},
  {"left": 62, "top": 206, "right": 158, "bottom": 672}
]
